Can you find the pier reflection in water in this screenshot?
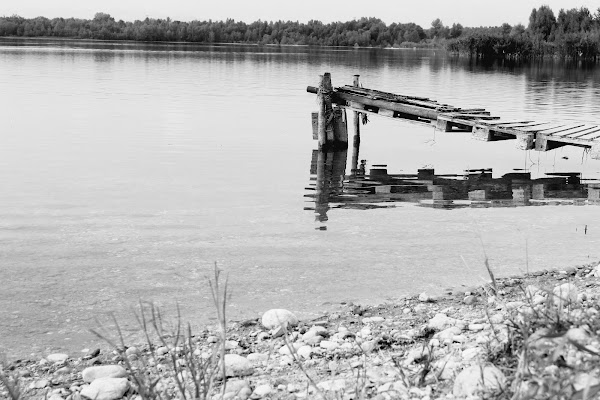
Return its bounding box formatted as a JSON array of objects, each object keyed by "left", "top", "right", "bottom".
[{"left": 305, "top": 150, "right": 600, "bottom": 225}]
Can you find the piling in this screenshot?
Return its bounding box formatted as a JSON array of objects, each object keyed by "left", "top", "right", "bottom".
[{"left": 351, "top": 74, "right": 361, "bottom": 173}]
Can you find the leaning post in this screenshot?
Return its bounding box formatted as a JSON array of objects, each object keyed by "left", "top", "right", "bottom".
[
  {"left": 317, "top": 75, "right": 327, "bottom": 149},
  {"left": 351, "top": 74, "right": 361, "bottom": 173}
]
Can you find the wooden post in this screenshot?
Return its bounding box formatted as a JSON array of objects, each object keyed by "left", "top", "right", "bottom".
[
  {"left": 332, "top": 107, "right": 348, "bottom": 149},
  {"left": 351, "top": 74, "right": 361, "bottom": 173},
  {"left": 317, "top": 73, "right": 335, "bottom": 150},
  {"left": 317, "top": 75, "right": 327, "bottom": 149}
]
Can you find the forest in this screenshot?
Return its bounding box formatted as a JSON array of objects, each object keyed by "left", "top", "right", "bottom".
[{"left": 0, "top": 6, "right": 599, "bottom": 58}]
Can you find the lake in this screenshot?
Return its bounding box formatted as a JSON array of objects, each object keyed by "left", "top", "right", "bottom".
[{"left": 1, "top": 38, "right": 600, "bottom": 359}]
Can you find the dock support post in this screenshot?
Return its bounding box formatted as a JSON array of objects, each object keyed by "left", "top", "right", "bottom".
[
  {"left": 535, "top": 134, "right": 568, "bottom": 152},
  {"left": 332, "top": 107, "right": 348, "bottom": 149},
  {"left": 351, "top": 74, "right": 361, "bottom": 173},
  {"left": 317, "top": 73, "right": 335, "bottom": 150},
  {"left": 591, "top": 144, "right": 600, "bottom": 160},
  {"left": 435, "top": 118, "right": 453, "bottom": 132}
]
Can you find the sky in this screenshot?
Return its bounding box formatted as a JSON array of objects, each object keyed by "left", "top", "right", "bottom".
[{"left": 2, "top": 1, "right": 599, "bottom": 28}]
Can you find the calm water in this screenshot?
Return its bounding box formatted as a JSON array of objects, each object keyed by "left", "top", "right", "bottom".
[{"left": 1, "top": 38, "right": 600, "bottom": 358}]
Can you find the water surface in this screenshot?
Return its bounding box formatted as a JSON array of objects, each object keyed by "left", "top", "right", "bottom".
[{"left": 1, "top": 39, "right": 600, "bottom": 358}]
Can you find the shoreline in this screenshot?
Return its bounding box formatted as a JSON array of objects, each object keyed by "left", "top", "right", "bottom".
[{"left": 4, "top": 258, "right": 600, "bottom": 399}]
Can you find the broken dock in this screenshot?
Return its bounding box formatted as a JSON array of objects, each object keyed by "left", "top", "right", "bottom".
[{"left": 306, "top": 72, "right": 600, "bottom": 159}]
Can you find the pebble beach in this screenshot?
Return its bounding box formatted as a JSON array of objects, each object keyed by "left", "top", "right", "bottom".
[{"left": 3, "top": 259, "right": 600, "bottom": 400}]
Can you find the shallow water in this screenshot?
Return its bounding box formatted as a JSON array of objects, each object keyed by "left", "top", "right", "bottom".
[{"left": 1, "top": 39, "right": 600, "bottom": 358}]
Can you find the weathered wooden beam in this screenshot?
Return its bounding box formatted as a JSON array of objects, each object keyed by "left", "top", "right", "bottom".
[
  {"left": 535, "top": 134, "right": 569, "bottom": 152},
  {"left": 378, "top": 109, "right": 395, "bottom": 117},
  {"left": 332, "top": 107, "right": 348, "bottom": 148},
  {"left": 515, "top": 133, "right": 535, "bottom": 150},
  {"left": 311, "top": 112, "right": 318, "bottom": 140},
  {"left": 472, "top": 126, "right": 513, "bottom": 142},
  {"left": 317, "top": 73, "right": 335, "bottom": 150},
  {"left": 436, "top": 118, "right": 453, "bottom": 132},
  {"left": 335, "top": 91, "right": 439, "bottom": 120}
]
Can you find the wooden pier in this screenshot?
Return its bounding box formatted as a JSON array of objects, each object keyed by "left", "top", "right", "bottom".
[{"left": 307, "top": 73, "right": 600, "bottom": 159}]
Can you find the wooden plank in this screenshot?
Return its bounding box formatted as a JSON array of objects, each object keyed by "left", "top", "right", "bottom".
[
  {"left": 378, "top": 109, "right": 395, "bottom": 117},
  {"left": 335, "top": 91, "right": 439, "bottom": 120},
  {"left": 481, "top": 120, "right": 535, "bottom": 126},
  {"left": 548, "top": 125, "right": 596, "bottom": 138},
  {"left": 312, "top": 112, "right": 318, "bottom": 140},
  {"left": 516, "top": 123, "right": 568, "bottom": 132},
  {"left": 569, "top": 126, "right": 600, "bottom": 139},
  {"left": 532, "top": 123, "right": 585, "bottom": 134},
  {"left": 496, "top": 121, "right": 549, "bottom": 128}
]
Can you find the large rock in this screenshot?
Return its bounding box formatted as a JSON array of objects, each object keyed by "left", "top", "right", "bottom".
[
  {"left": 317, "top": 379, "right": 346, "bottom": 391},
  {"left": 224, "top": 354, "right": 254, "bottom": 377},
  {"left": 82, "top": 365, "right": 127, "bottom": 383},
  {"left": 80, "top": 377, "right": 130, "bottom": 400},
  {"left": 453, "top": 364, "right": 506, "bottom": 398},
  {"left": 427, "top": 313, "right": 460, "bottom": 331},
  {"left": 553, "top": 283, "right": 578, "bottom": 308},
  {"left": 261, "top": 309, "right": 298, "bottom": 329},
  {"left": 46, "top": 353, "right": 69, "bottom": 363}
]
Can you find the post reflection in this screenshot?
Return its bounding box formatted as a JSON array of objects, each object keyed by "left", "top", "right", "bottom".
[{"left": 305, "top": 150, "right": 600, "bottom": 225}]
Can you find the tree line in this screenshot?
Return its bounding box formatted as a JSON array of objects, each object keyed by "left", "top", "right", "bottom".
[
  {"left": 0, "top": 14, "right": 433, "bottom": 47},
  {"left": 1, "top": 6, "right": 600, "bottom": 58},
  {"left": 446, "top": 6, "right": 600, "bottom": 58}
]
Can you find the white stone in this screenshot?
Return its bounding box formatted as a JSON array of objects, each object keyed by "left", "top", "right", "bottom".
[
  {"left": 297, "top": 345, "right": 313, "bottom": 360},
  {"left": 453, "top": 364, "right": 506, "bottom": 398},
  {"left": 566, "top": 327, "right": 589, "bottom": 344},
  {"left": 29, "top": 379, "right": 49, "bottom": 389},
  {"left": 462, "top": 347, "right": 483, "bottom": 361},
  {"left": 82, "top": 365, "right": 127, "bottom": 383},
  {"left": 46, "top": 353, "right": 69, "bottom": 363},
  {"left": 533, "top": 294, "right": 546, "bottom": 305},
  {"left": 362, "top": 316, "right": 385, "bottom": 324},
  {"left": 278, "top": 345, "right": 292, "bottom": 356},
  {"left": 253, "top": 384, "right": 272, "bottom": 397},
  {"left": 418, "top": 292, "right": 431, "bottom": 302},
  {"left": 317, "top": 379, "right": 346, "bottom": 391},
  {"left": 427, "top": 314, "right": 458, "bottom": 331},
  {"left": 125, "top": 347, "right": 139, "bottom": 357},
  {"left": 468, "top": 323, "right": 485, "bottom": 332},
  {"left": 261, "top": 309, "right": 298, "bottom": 329},
  {"left": 224, "top": 340, "right": 239, "bottom": 350},
  {"left": 573, "top": 372, "right": 600, "bottom": 392},
  {"left": 435, "top": 326, "right": 462, "bottom": 342},
  {"left": 224, "top": 354, "right": 254, "bottom": 377},
  {"left": 80, "top": 377, "right": 129, "bottom": 400},
  {"left": 553, "top": 283, "right": 578, "bottom": 307},
  {"left": 319, "top": 340, "right": 339, "bottom": 351},
  {"left": 360, "top": 340, "right": 377, "bottom": 353},
  {"left": 505, "top": 301, "right": 525, "bottom": 310},
  {"left": 246, "top": 352, "right": 268, "bottom": 363},
  {"left": 156, "top": 346, "right": 169, "bottom": 356}
]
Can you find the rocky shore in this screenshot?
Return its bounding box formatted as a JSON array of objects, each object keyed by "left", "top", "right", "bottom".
[{"left": 3, "top": 260, "right": 600, "bottom": 400}]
